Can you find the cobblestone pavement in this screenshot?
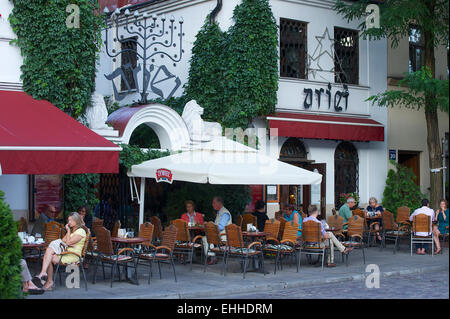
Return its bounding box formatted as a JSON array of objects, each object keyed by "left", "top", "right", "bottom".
[{"left": 217, "top": 270, "right": 449, "bottom": 299}]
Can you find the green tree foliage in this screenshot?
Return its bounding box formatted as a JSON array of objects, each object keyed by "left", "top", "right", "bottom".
[
  {"left": 185, "top": 19, "right": 227, "bottom": 122},
  {"left": 9, "top": 0, "right": 103, "bottom": 118},
  {"left": 163, "top": 183, "right": 252, "bottom": 223},
  {"left": 63, "top": 174, "right": 100, "bottom": 217},
  {"left": 382, "top": 161, "right": 423, "bottom": 218},
  {"left": 0, "top": 190, "right": 22, "bottom": 299},
  {"left": 185, "top": 0, "right": 279, "bottom": 128},
  {"left": 334, "top": 0, "right": 449, "bottom": 209},
  {"left": 224, "top": 0, "right": 279, "bottom": 128},
  {"left": 118, "top": 144, "right": 170, "bottom": 170}
]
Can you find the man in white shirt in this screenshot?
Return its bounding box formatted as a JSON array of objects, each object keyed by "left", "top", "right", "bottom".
[{"left": 409, "top": 199, "right": 435, "bottom": 255}]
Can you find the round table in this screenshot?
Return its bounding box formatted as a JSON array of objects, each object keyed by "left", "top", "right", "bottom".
[
  {"left": 22, "top": 242, "right": 47, "bottom": 261},
  {"left": 111, "top": 237, "right": 148, "bottom": 245}
]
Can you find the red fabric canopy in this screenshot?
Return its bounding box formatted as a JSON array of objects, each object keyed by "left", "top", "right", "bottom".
[
  {"left": 0, "top": 90, "right": 120, "bottom": 174},
  {"left": 268, "top": 112, "right": 384, "bottom": 142}
]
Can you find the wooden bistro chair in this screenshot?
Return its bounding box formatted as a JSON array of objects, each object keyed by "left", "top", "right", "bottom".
[
  {"left": 352, "top": 209, "right": 364, "bottom": 218},
  {"left": 43, "top": 221, "right": 63, "bottom": 245},
  {"left": 92, "top": 218, "right": 103, "bottom": 236},
  {"left": 151, "top": 215, "right": 163, "bottom": 244},
  {"left": 53, "top": 226, "right": 90, "bottom": 291},
  {"left": 342, "top": 215, "right": 366, "bottom": 266},
  {"left": 327, "top": 215, "right": 345, "bottom": 241},
  {"left": 264, "top": 220, "right": 299, "bottom": 274},
  {"left": 299, "top": 220, "right": 326, "bottom": 270},
  {"left": 92, "top": 226, "right": 138, "bottom": 288},
  {"left": 203, "top": 222, "right": 227, "bottom": 274},
  {"left": 410, "top": 214, "right": 434, "bottom": 256},
  {"left": 172, "top": 219, "right": 203, "bottom": 270},
  {"left": 19, "top": 217, "right": 28, "bottom": 232},
  {"left": 136, "top": 224, "right": 178, "bottom": 283},
  {"left": 381, "top": 210, "right": 410, "bottom": 253},
  {"left": 241, "top": 213, "right": 257, "bottom": 231},
  {"left": 135, "top": 222, "right": 154, "bottom": 255},
  {"left": 236, "top": 215, "right": 243, "bottom": 229},
  {"left": 396, "top": 206, "right": 411, "bottom": 229},
  {"left": 224, "top": 224, "right": 265, "bottom": 279},
  {"left": 278, "top": 217, "right": 287, "bottom": 241}
]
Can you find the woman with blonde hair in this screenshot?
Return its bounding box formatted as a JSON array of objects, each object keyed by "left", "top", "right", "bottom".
[
  {"left": 32, "top": 212, "right": 86, "bottom": 290},
  {"left": 365, "top": 197, "right": 384, "bottom": 242}
]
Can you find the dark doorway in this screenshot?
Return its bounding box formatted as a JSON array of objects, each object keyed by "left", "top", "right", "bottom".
[
  {"left": 398, "top": 150, "right": 421, "bottom": 186},
  {"left": 334, "top": 142, "right": 359, "bottom": 209}
]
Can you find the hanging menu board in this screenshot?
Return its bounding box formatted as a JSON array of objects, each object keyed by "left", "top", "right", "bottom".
[{"left": 32, "top": 175, "right": 63, "bottom": 221}]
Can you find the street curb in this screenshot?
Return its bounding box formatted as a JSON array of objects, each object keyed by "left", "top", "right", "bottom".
[{"left": 123, "top": 264, "right": 449, "bottom": 299}]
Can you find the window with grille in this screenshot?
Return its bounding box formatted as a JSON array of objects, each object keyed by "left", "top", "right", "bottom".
[
  {"left": 121, "top": 37, "right": 138, "bottom": 91},
  {"left": 409, "top": 26, "right": 425, "bottom": 73},
  {"left": 280, "top": 18, "right": 307, "bottom": 79},
  {"left": 334, "top": 27, "right": 359, "bottom": 85}
]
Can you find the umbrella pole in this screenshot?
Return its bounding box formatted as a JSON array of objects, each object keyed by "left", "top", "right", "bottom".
[{"left": 139, "top": 177, "right": 146, "bottom": 226}]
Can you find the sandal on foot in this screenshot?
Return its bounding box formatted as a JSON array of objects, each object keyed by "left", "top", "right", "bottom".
[{"left": 32, "top": 276, "right": 44, "bottom": 288}]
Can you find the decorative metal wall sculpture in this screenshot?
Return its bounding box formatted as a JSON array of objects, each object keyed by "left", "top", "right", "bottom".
[{"left": 103, "top": 7, "right": 185, "bottom": 104}]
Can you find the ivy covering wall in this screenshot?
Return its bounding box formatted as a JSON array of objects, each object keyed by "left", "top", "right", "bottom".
[
  {"left": 185, "top": 0, "right": 279, "bottom": 129},
  {"left": 9, "top": 0, "right": 103, "bottom": 118}
]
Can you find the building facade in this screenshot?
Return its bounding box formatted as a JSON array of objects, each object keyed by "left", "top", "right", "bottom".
[{"left": 96, "top": 0, "right": 388, "bottom": 219}]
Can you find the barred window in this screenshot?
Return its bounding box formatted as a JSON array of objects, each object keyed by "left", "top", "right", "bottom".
[
  {"left": 334, "top": 27, "right": 359, "bottom": 85},
  {"left": 409, "top": 26, "right": 425, "bottom": 73},
  {"left": 280, "top": 18, "right": 307, "bottom": 79},
  {"left": 121, "top": 37, "right": 138, "bottom": 91}
]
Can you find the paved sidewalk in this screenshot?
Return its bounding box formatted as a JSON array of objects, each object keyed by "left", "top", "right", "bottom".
[{"left": 27, "top": 244, "right": 449, "bottom": 299}]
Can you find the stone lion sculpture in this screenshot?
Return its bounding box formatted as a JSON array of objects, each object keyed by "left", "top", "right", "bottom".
[
  {"left": 86, "top": 92, "right": 112, "bottom": 130},
  {"left": 181, "top": 100, "right": 222, "bottom": 142}
]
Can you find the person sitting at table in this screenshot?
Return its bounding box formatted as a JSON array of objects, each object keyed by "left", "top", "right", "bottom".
[
  {"left": 339, "top": 197, "right": 356, "bottom": 230},
  {"left": 432, "top": 199, "right": 449, "bottom": 254},
  {"left": 30, "top": 205, "right": 55, "bottom": 236},
  {"left": 303, "top": 205, "right": 353, "bottom": 267},
  {"left": 206, "top": 196, "right": 232, "bottom": 265},
  {"left": 181, "top": 200, "right": 204, "bottom": 225},
  {"left": 409, "top": 198, "right": 434, "bottom": 255},
  {"left": 252, "top": 200, "right": 269, "bottom": 232},
  {"left": 20, "top": 259, "right": 44, "bottom": 294},
  {"left": 77, "top": 205, "right": 93, "bottom": 232},
  {"left": 283, "top": 203, "right": 302, "bottom": 237},
  {"left": 32, "top": 212, "right": 86, "bottom": 290},
  {"left": 365, "top": 197, "right": 384, "bottom": 242}
]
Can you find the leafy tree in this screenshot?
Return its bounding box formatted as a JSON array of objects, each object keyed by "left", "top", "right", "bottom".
[
  {"left": 334, "top": 0, "right": 449, "bottom": 209},
  {"left": 185, "top": 18, "right": 227, "bottom": 122},
  {"left": 382, "top": 161, "right": 423, "bottom": 217},
  {"left": 9, "top": 0, "right": 103, "bottom": 118},
  {"left": 63, "top": 174, "right": 100, "bottom": 218},
  {"left": 0, "top": 190, "right": 22, "bottom": 299},
  {"left": 224, "top": 0, "right": 279, "bottom": 128}
]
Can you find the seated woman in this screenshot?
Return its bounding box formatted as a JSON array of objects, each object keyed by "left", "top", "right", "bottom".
[
  {"left": 77, "top": 205, "right": 92, "bottom": 232},
  {"left": 282, "top": 203, "right": 302, "bottom": 237},
  {"left": 32, "top": 212, "right": 86, "bottom": 290},
  {"left": 181, "top": 200, "right": 204, "bottom": 225},
  {"left": 365, "top": 197, "right": 383, "bottom": 242},
  {"left": 433, "top": 199, "right": 449, "bottom": 254}
]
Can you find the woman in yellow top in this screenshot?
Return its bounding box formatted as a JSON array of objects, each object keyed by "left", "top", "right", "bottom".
[{"left": 32, "top": 212, "right": 86, "bottom": 290}]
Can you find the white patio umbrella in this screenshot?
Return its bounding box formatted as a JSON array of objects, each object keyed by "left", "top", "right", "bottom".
[{"left": 127, "top": 137, "right": 322, "bottom": 224}]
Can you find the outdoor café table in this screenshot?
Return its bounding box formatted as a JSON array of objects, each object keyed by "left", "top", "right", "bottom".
[
  {"left": 22, "top": 242, "right": 47, "bottom": 262},
  {"left": 110, "top": 237, "right": 147, "bottom": 285},
  {"left": 241, "top": 231, "right": 270, "bottom": 273}
]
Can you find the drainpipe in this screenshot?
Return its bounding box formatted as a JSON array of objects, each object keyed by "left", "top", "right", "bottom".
[{"left": 209, "top": 0, "right": 222, "bottom": 24}]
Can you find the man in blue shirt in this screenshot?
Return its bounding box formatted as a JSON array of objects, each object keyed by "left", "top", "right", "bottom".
[{"left": 212, "top": 196, "right": 232, "bottom": 234}]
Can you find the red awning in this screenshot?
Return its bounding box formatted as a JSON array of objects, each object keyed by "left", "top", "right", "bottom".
[
  {"left": 268, "top": 112, "right": 384, "bottom": 142},
  {"left": 0, "top": 90, "right": 121, "bottom": 174}
]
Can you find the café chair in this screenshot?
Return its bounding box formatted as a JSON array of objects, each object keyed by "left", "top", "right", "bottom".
[
  {"left": 241, "top": 213, "right": 257, "bottom": 231},
  {"left": 327, "top": 215, "right": 345, "bottom": 241},
  {"left": 382, "top": 210, "right": 410, "bottom": 253},
  {"left": 203, "top": 222, "right": 227, "bottom": 274},
  {"left": 44, "top": 221, "right": 63, "bottom": 245},
  {"left": 19, "top": 217, "right": 28, "bottom": 232},
  {"left": 172, "top": 219, "right": 203, "bottom": 270},
  {"left": 224, "top": 224, "right": 265, "bottom": 279},
  {"left": 53, "top": 226, "right": 90, "bottom": 291},
  {"left": 341, "top": 215, "right": 366, "bottom": 266},
  {"left": 151, "top": 215, "right": 163, "bottom": 245},
  {"left": 278, "top": 217, "right": 287, "bottom": 241},
  {"left": 92, "top": 226, "right": 138, "bottom": 288},
  {"left": 299, "top": 220, "right": 326, "bottom": 270},
  {"left": 410, "top": 214, "right": 434, "bottom": 256},
  {"left": 136, "top": 225, "right": 178, "bottom": 283}
]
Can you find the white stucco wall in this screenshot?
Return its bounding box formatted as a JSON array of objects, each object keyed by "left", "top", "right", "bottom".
[
  {"left": 0, "top": 0, "right": 23, "bottom": 90},
  {"left": 0, "top": 174, "right": 28, "bottom": 220}
]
